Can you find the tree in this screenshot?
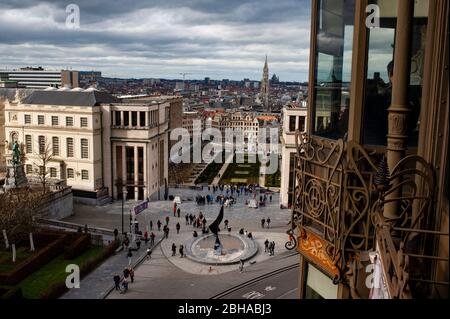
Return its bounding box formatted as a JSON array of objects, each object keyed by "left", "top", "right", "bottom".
[
  {"left": 33, "top": 139, "right": 54, "bottom": 193},
  {"left": 0, "top": 188, "right": 43, "bottom": 260}
]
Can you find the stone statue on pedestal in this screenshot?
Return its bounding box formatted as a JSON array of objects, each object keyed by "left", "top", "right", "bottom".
[{"left": 3, "top": 141, "right": 28, "bottom": 191}]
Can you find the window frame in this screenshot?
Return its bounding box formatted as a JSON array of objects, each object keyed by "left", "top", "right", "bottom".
[
  {"left": 66, "top": 137, "right": 74, "bottom": 157},
  {"left": 80, "top": 117, "right": 88, "bottom": 128},
  {"left": 66, "top": 116, "right": 74, "bottom": 127},
  {"left": 51, "top": 116, "right": 59, "bottom": 126}
]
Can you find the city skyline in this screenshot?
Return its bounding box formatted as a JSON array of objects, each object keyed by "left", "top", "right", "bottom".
[{"left": 0, "top": 0, "right": 311, "bottom": 82}]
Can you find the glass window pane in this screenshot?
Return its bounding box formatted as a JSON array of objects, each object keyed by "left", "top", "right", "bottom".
[
  {"left": 362, "top": 0, "right": 428, "bottom": 147},
  {"left": 313, "top": 0, "right": 355, "bottom": 139}
]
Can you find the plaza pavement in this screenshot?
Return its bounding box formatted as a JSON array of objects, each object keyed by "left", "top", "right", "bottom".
[{"left": 62, "top": 187, "right": 292, "bottom": 299}]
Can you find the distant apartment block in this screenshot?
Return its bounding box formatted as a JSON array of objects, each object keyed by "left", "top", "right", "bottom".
[{"left": 0, "top": 67, "right": 79, "bottom": 89}]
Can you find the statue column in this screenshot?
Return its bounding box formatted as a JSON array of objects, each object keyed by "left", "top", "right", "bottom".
[{"left": 385, "top": 0, "right": 414, "bottom": 221}]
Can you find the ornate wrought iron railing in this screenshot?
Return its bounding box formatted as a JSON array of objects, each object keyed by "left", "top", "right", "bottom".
[
  {"left": 372, "top": 155, "right": 449, "bottom": 298},
  {"left": 291, "top": 133, "right": 448, "bottom": 298},
  {"left": 292, "top": 132, "right": 379, "bottom": 282}
]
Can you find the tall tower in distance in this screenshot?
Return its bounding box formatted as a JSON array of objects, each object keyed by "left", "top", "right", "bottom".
[{"left": 260, "top": 55, "right": 270, "bottom": 111}]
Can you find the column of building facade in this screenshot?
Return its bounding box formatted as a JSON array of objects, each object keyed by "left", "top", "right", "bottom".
[
  {"left": 143, "top": 143, "right": 148, "bottom": 199},
  {"left": 120, "top": 111, "right": 124, "bottom": 126}
]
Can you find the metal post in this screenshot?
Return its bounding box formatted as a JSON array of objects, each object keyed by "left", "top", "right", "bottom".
[
  {"left": 122, "top": 188, "right": 127, "bottom": 235},
  {"left": 385, "top": 0, "right": 414, "bottom": 221},
  {"left": 121, "top": 193, "right": 124, "bottom": 235}
]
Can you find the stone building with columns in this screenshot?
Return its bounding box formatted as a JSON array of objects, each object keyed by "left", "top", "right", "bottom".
[{"left": 3, "top": 88, "right": 172, "bottom": 203}]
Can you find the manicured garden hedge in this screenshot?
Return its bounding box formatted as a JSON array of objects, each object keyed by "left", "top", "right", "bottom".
[
  {"left": 0, "top": 286, "right": 23, "bottom": 300},
  {"left": 64, "top": 234, "right": 91, "bottom": 260},
  {"left": 0, "top": 232, "right": 67, "bottom": 286},
  {"left": 39, "top": 239, "right": 120, "bottom": 299}
]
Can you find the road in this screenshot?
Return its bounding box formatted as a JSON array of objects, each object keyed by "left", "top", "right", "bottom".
[{"left": 214, "top": 264, "right": 298, "bottom": 299}]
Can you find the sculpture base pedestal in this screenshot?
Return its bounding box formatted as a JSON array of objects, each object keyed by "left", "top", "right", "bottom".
[{"left": 3, "top": 165, "right": 28, "bottom": 190}]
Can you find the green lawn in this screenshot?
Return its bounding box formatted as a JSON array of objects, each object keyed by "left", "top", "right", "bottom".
[
  {"left": 219, "top": 154, "right": 261, "bottom": 185},
  {"left": 195, "top": 154, "right": 225, "bottom": 184},
  {"left": 0, "top": 246, "right": 35, "bottom": 273},
  {"left": 265, "top": 168, "right": 281, "bottom": 187},
  {"left": 16, "top": 245, "right": 105, "bottom": 299}
]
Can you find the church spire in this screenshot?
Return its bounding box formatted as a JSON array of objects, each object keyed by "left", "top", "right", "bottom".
[{"left": 261, "top": 55, "right": 270, "bottom": 110}]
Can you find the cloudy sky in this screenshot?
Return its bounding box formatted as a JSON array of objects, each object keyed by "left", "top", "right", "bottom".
[{"left": 0, "top": 0, "right": 311, "bottom": 81}]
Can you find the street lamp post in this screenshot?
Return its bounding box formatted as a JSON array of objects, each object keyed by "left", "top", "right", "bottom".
[{"left": 122, "top": 188, "right": 127, "bottom": 235}]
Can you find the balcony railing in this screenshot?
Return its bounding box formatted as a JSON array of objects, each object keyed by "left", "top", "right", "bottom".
[
  {"left": 372, "top": 155, "right": 449, "bottom": 298},
  {"left": 291, "top": 132, "right": 378, "bottom": 282},
  {"left": 291, "top": 132, "right": 448, "bottom": 298}
]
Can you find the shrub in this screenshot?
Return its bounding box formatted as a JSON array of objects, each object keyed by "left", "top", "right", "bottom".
[
  {"left": 41, "top": 240, "right": 120, "bottom": 299},
  {"left": 0, "top": 233, "right": 67, "bottom": 286},
  {"left": 64, "top": 234, "right": 91, "bottom": 260},
  {"left": 1, "top": 286, "right": 23, "bottom": 300}
]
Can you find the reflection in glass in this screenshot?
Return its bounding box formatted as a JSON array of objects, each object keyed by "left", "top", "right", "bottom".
[
  {"left": 313, "top": 0, "right": 355, "bottom": 140},
  {"left": 362, "top": 0, "right": 428, "bottom": 147}
]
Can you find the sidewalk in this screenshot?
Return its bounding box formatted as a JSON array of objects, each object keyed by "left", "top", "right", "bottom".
[
  {"left": 211, "top": 154, "right": 233, "bottom": 186},
  {"left": 61, "top": 234, "right": 164, "bottom": 299}
]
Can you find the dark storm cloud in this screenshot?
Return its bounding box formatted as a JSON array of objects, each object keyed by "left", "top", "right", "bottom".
[{"left": 0, "top": 0, "right": 311, "bottom": 81}]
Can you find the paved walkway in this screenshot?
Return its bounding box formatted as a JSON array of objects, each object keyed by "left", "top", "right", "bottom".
[
  {"left": 107, "top": 245, "right": 298, "bottom": 299},
  {"left": 159, "top": 231, "right": 286, "bottom": 275},
  {"left": 61, "top": 234, "right": 164, "bottom": 299},
  {"left": 62, "top": 187, "right": 290, "bottom": 299}
]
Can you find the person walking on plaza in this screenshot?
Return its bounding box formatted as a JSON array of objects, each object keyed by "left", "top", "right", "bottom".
[
  {"left": 127, "top": 249, "right": 133, "bottom": 265},
  {"left": 113, "top": 275, "right": 121, "bottom": 291},
  {"left": 172, "top": 243, "right": 177, "bottom": 256},
  {"left": 266, "top": 218, "right": 271, "bottom": 229},
  {"left": 129, "top": 267, "right": 134, "bottom": 283},
  {"left": 269, "top": 194, "right": 272, "bottom": 203},
  {"left": 271, "top": 241, "right": 276, "bottom": 256},
  {"left": 176, "top": 222, "right": 181, "bottom": 234},
  {"left": 163, "top": 226, "right": 170, "bottom": 239},
  {"left": 157, "top": 220, "right": 162, "bottom": 231},
  {"left": 261, "top": 218, "right": 266, "bottom": 228},
  {"left": 173, "top": 203, "right": 177, "bottom": 217},
  {"left": 144, "top": 231, "right": 148, "bottom": 245},
  {"left": 177, "top": 207, "right": 181, "bottom": 218},
  {"left": 239, "top": 259, "right": 244, "bottom": 273},
  {"left": 165, "top": 216, "right": 170, "bottom": 226},
  {"left": 135, "top": 237, "right": 141, "bottom": 250},
  {"left": 121, "top": 277, "right": 129, "bottom": 294},
  {"left": 150, "top": 232, "right": 155, "bottom": 246},
  {"left": 123, "top": 235, "right": 130, "bottom": 250},
  {"left": 149, "top": 220, "right": 153, "bottom": 231},
  {"left": 185, "top": 214, "right": 189, "bottom": 225},
  {"left": 224, "top": 219, "right": 229, "bottom": 230},
  {"left": 179, "top": 244, "right": 184, "bottom": 258},
  {"left": 146, "top": 248, "right": 152, "bottom": 261},
  {"left": 264, "top": 239, "right": 269, "bottom": 253},
  {"left": 123, "top": 267, "right": 130, "bottom": 280},
  {"left": 268, "top": 242, "right": 273, "bottom": 256}
]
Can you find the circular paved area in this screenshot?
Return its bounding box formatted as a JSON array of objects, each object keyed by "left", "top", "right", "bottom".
[{"left": 185, "top": 233, "right": 258, "bottom": 265}]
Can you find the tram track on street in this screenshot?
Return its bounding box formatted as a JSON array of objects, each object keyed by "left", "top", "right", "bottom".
[{"left": 210, "top": 262, "right": 298, "bottom": 299}]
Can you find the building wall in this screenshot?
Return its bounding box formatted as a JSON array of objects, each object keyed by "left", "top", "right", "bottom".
[
  {"left": 4, "top": 101, "right": 101, "bottom": 192},
  {"left": 279, "top": 106, "right": 308, "bottom": 207},
  {"left": 107, "top": 102, "right": 170, "bottom": 201},
  {"left": 0, "top": 96, "right": 5, "bottom": 167}
]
